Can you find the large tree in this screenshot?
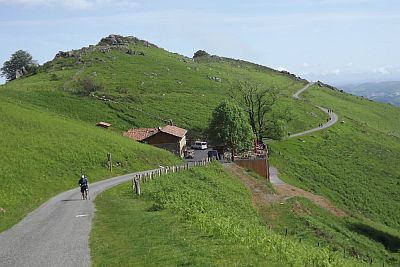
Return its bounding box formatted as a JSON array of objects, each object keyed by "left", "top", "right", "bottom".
[
  {"left": 1, "top": 50, "right": 36, "bottom": 81},
  {"left": 230, "top": 80, "right": 277, "bottom": 141},
  {"left": 209, "top": 100, "right": 254, "bottom": 161}
]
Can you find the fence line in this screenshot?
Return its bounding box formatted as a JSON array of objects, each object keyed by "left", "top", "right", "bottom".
[{"left": 132, "top": 159, "right": 212, "bottom": 195}]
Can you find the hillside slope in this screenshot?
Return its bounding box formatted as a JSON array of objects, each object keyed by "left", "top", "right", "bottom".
[
  {"left": 91, "top": 163, "right": 360, "bottom": 266},
  {"left": 0, "top": 35, "right": 325, "bottom": 138},
  {"left": 0, "top": 95, "right": 180, "bottom": 232},
  {"left": 269, "top": 85, "right": 400, "bottom": 264},
  {"left": 1, "top": 34, "right": 399, "bottom": 264}
]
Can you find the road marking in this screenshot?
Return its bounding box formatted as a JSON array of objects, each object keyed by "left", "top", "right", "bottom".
[{"left": 76, "top": 214, "right": 89, "bottom": 218}]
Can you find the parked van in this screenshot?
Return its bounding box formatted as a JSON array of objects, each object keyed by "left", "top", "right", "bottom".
[{"left": 192, "top": 141, "right": 207, "bottom": 150}]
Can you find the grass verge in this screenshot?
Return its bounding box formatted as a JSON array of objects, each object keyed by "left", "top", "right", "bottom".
[{"left": 91, "top": 163, "right": 359, "bottom": 266}]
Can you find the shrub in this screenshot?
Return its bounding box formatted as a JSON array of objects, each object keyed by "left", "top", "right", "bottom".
[
  {"left": 193, "top": 50, "right": 210, "bottom": 58},
  {"left": 80, "top": 77, "right": 103, "bottom": 96}
]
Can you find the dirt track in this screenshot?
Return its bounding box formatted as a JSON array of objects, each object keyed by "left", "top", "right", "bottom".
[{"left": 227, "top": 164, "right": 347, "bottom": 217}]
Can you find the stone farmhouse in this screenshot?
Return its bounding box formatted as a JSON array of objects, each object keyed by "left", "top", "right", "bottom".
[{"left": 124, "top": 125, "right": 187, "bottom": 157}]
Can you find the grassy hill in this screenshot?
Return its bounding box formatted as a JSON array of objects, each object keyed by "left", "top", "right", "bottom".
[
  {"left": 0, "top": 35, "right": 325, "bottom": 138},
  {"left": 269, "top": 85, "right": 400, "bottom": 264},
  {"left": 91, "top": 163, "right": 359, "bottom": 266},
  {"left": 0, "top": 95, "right": 180, "bottom": 232},
  {"left": 1, "top": 34, "right": 400, "bottom": 265}
]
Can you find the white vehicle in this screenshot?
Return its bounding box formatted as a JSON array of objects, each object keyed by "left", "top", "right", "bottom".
[{"left": 191, "top": 141, "right": 207, "bottom": 150}]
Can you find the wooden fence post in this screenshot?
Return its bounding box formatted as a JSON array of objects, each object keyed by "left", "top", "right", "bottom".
[
  {"left": 107, "top": 153, "right": 112, "bottom": 172},
  {"left": 132, "top": 178, "right": 135, "bottom": 197},
  {"left": 134, "top": 176, "right": 141, "bottom": 195}
]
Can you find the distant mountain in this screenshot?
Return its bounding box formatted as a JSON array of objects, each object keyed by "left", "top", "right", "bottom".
[{"left": 340, "top": 81, "right": 400, "bottom": 106}]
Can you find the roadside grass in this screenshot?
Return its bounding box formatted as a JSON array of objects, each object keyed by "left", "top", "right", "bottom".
[
  {"left": 91, "top": 187, "right": 270, "bottom": 267},
  {"left": 0, "top": 96, "right": 180, "bottom": 233},
  {"left": 91, "top": 163, "right": 359, "bottom": 266}
]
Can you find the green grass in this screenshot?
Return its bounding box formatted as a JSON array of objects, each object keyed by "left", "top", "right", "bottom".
[
  {"left": 260, "top": 197, "right": 400, "bottom": 266},
  {"left": 0, "top": 41, "right": 325, "bottom": 137},
  {"left": 0, "top": 95, "right": 180, "bottom": 233},
  {"left": 268, "top": 85, "right": 400, "bottom": 264},
  {"left": 270, "top": 86, "right": 400, "bottom": 229},
  {"left": 91, "top": 163, "right": 359, "bottom": 266},
  {"left": 2, "top": 36, "right": 400, "bottom": 265}
]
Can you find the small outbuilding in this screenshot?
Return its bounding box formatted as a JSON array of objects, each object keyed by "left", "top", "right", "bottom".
[
  {"left": 96, "top": 122, "right": 112, "bottom": 128},
  {"left": 124, "top": 125, "right": 187, "bottom": 157}
]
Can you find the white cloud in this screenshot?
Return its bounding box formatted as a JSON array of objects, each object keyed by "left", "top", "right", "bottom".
[
  {"left": 372, "top": 66, "right": 392, "bottom": 74},
  {"left": 64, "top": 0, "right": 92, "bottom": 9},
  {"left": 0, "top": 0, "right": 139, "bottom": 9},
  {"left": 322, "top": 68, "right": 341, "bottom": 75},
  {"left": 303, "top": 62, "right": 309, "bottom": 68}
]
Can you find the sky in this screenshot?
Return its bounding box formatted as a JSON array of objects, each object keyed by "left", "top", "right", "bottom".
[{"left": 1, "top": 0, "right": 400, "bottom": 85}]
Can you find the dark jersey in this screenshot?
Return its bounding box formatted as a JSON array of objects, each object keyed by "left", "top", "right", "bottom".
[{"left": 78, "top": 177, "right": 88, "bottom": 187}]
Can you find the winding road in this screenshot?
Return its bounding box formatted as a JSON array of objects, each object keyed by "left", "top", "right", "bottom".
[
  {"left": 0, "top": 169, "right": 161, "bottom": 267},
  {"left": 270, "top": 82, "right": 339, "bottom": 184},
  {"left": 0, "top": 82, "right": 338, "bottom": 267},
  {"left": 289, "top": 83, "right": 338, "bottom": 138}
]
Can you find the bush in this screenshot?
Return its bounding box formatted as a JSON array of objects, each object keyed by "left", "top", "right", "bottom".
[
  {"left": 193, "top": 50, "right": 210, "bottom": 58},
  {"left": 265, "top": 119, "right": 287, "bottom": 140},
  {"left": 80, "top": 77, "right": 103, "bottom": 96},
  {"left": 49, "top": 73, "right": 60, "bottom": 81}
]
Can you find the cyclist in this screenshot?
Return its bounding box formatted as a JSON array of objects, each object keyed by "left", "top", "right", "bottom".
[{"left": 78, "top": 175, "right": 89, "bottom": 200}]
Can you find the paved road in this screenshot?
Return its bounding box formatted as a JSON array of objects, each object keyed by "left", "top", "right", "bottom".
[
  {"left": 289, "top": 106, "right": 338, "bottom": 138},
  {"left": 289, "top": 83, "right": 338, "bottom": 138},
  {"left": 0, "top": 82, "right": 337, "bottom": 267},
  {"left": 270, "top": 82, "right": 339, "bottom": 183},
  {"left": 0, "top": 169, "right": 160, "bottom": 267},
  {"left": 185, "top": 148, "right": 210, "bottom": 162},
  {"left": 293, "top": 82, "right": 315, "bottom": 99},
  {"left": 269, "top": 167, "right": 285, "bottom": 185}
]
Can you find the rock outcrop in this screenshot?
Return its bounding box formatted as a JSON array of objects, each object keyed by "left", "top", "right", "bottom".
[{"left": 15, "top": 66, "right": 28, "bottom": 79}]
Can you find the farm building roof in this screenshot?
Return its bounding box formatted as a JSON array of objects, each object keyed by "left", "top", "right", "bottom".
[
  {"left": 123, "top": 125, "right": 187, "bottom": 141},
  {"left": 123, "top": 128, "right": 158, "bottom": 141},
  {"left": 160, "top": 125, "right": 187, "bottom": 138}
]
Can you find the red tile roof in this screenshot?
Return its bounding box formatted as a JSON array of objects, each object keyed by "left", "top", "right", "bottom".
[
  {"left": 160, "top": 125, "right": 187, "bottom": 138},
  {"left": 123, "top": 128, "right": 157, "bottom": 141},
  {"left": 124, "top": 125, "right": 187, "bottom": 141}
]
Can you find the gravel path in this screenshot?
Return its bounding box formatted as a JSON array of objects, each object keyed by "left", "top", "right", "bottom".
[{"left": 0, "top": 169, "right": 159, "bottom": 267}]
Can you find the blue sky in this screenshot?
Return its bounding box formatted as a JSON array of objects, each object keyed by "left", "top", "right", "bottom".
[{"left": 1, "top": 0, "right": 400, "bottom": 85}]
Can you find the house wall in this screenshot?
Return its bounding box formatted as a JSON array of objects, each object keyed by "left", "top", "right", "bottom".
[
  {"left": 153, "top": 143, "right": 181, "bottom": 157},
  {"left": 145, "top": 132, "right": 180, "bottom": 145},
  {"left": 179, "top": 135, "right": 187, "bottom": 154},
  {"left": 234, "top": 158, "right": 269, "bottom": 180},
  {"left": 146, "top": 132, "right": 186, "bottom": 157}
]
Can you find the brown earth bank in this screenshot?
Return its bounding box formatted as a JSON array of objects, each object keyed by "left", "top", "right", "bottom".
[{"left": 225, "top": 163, "right": 347, "bottom": 218}]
